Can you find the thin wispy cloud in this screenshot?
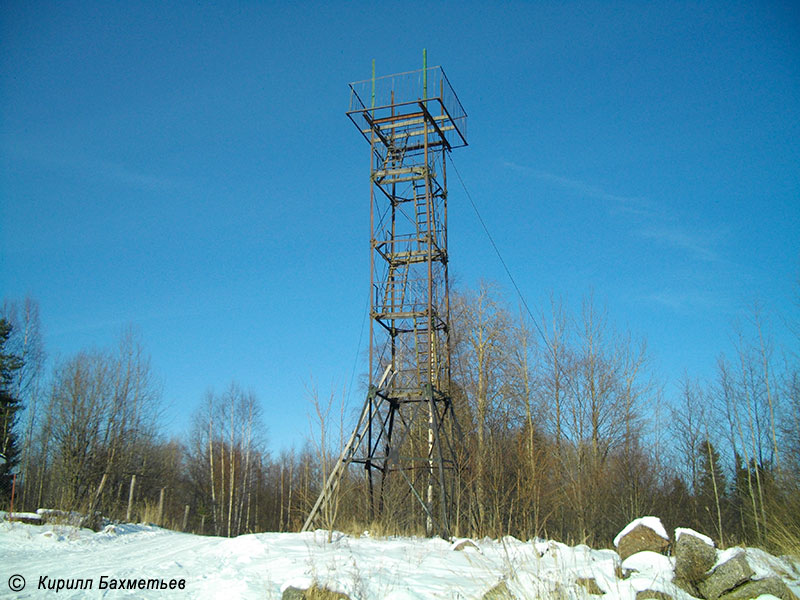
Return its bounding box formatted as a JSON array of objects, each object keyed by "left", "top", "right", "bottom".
[
  {"left": 2, "top": 135, "right": 188, "bottom": 192},
  {"left": 503, "top": 161, "right": 655, "bottom": 217},
  {"left": 637, "top": 227, "right": 723, "bottom": 263},
  {"left": 641, "top": 289, "right": 726, "bottom": 314},
  {"left": 503, "top": 160, "right": 729, "bottom": 265}
]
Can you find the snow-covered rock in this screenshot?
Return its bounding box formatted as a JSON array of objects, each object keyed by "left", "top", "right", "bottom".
[
  {"left": 715, "top": 576, "right": 797, "bottom": 600},
  {"left": 675, "top": 527, "right": 715, "bottom": 548},
  {"left": 615, "top": 516, "right": 670, "bottom": 560},
  {"left": 615, "top": 517, "right": 670, "bottom": 547},
  {"left": 698, "top": 550, "right": 756, "bottom": 600},
  {"left": 451, "top": 538, "right": 479, "bottom": 552},
  {"left": 674, "top": 527, "right": 717, "bottom": 584},
  {"left": 1, "top": 511, "right": 42, "bottom": 525}
]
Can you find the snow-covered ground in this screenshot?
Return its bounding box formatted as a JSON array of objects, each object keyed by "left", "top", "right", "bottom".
[{"left": 3, "top": 518, "right": 799, "bottom": 599}]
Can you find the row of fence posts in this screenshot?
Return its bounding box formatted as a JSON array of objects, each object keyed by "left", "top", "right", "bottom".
[
  {"left": 124, "top": 474, "right": 191, "bottom": 532},
  {"left": 3, "top": 473, "right": 193, "bottom": 533}
]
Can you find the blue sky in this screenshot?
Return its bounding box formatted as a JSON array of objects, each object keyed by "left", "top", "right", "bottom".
[{"left": 2, "top": 1, "right": 798, "bottom": 452}]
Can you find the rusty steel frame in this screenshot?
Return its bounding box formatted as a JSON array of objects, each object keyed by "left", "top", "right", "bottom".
[{"left": 303, "top": 66, "right": 466, "bottom": 538}]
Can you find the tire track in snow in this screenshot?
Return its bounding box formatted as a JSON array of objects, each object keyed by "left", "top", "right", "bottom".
[{"left": 5, "top": 525, "right": 267, "bottom": 599}]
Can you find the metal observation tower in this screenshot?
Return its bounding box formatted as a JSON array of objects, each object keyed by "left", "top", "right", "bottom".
[{"left": 303, "top": 57, "right": 467, "bottom": 537}]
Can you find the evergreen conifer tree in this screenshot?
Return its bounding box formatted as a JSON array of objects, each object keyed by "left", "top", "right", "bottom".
[{"left": 0, "top": 319, "right": 24, "bottom": 502}]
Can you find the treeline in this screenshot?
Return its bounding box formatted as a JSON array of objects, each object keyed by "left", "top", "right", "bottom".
[
  {"left": 1, "top": 288, "right": 798, "bottom": 552},
  {"left": 0, "top": 299, "right": 310, "bottom": 535},
  {"left": 444, "top": 284, "right": 799, "bottom": 549}
]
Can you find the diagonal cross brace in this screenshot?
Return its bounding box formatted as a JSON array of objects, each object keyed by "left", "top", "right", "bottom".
[{"left": 301, "top": 365, "right": 394, "bottom": 532}]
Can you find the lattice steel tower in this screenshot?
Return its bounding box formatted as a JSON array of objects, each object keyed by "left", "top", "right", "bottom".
[{"left": 303, "top": 58, "right": 467, "bottom": 537}]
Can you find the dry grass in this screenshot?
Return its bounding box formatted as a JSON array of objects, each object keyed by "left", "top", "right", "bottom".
[
  {"left": 329, "top": 516, "right": 428, "bottom": 540},
  {"left": 766, "top": 493, "right": 800, "bottom": 559}
]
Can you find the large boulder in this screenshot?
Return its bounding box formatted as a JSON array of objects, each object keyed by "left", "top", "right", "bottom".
[
  {"left": 281, "top": 585, "right": 351, "bottom": 600},
  {"left": 674, "top": 528, "right": 717, "bottom": 583},
  {"left": 615, "top": 517, "right": 670, "bottom": 561},
  {"left": 636, "top": 591, "right": 673, "bottom": 600},
  {"left": 452, "top": 539, "right": 479, "bottom": 552},
  {"left": 697, "top": 551, "right": 755, "bottom": 600},
  {"left": 37, "top": 508, "right": 105, "bottom": 531},
  {"left": 6, "top": 512, "right": 43, "bottom": 525},
  {"left": 717, "top": 576, "right": 799, "bottom": 600}
]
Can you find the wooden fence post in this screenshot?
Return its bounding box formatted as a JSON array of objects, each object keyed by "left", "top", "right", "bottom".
[
  {"left": 126, "top": 474, "right": 136, "bottom": 522},
  {"left": 157, "top": 487, "right": 165, "bottom": 526}
]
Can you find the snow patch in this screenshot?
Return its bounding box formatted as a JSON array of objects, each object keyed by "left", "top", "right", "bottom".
[
  {"left": 280, "top": 577, "right": 314, "bottom": 593},
  {"left": 533, "top": 540, "right": 550, "bottom": 555},
  {"left": 622, "top": 550, "right": 674, "bottom": 574},
  {"left": 741, "top": 547, "right": 799, "bottom": 582},
  {"left": 712, "top": 547, "right": 745, "bottom": 571},
  {"left": 2, "top": 521, "right": 798, "bottom": 599}
]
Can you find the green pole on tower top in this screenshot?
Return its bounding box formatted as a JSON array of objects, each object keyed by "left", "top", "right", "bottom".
[
  {"left": 423, "top": 48, "right": 427, "bottom": 99},
  {"left": 371, "top": 59, "right": 375, "bottom": 109}
]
